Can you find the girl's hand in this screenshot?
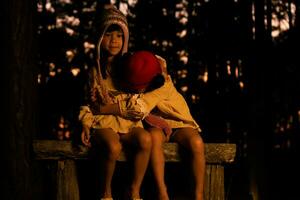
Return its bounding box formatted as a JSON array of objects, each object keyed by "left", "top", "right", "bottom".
[
  {"left": 81, "top": 125, "right": 91, "bottom": 147},
  {"left": 118, "top": 98, "right": 144, "bottom": 120},
  {"left": 123, "top": 109, "right": 144, "bottom": 120}
]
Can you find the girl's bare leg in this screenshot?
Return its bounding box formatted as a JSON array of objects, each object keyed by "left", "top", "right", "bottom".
[
  {"left": 148, "top": 128, "right": 169, "bottom": 200},
  {"left": 172, "top": 128, "right": 205, "bottom": 200},
  {"left": 121, "top": 127, "right": 152, "bottom": 199},
  {"left": 93, "top": 128, "right": 122, "bottom": 198}
]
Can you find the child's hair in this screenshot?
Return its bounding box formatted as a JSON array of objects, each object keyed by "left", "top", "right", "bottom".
[
  {"left": 113, "top": 51, "right": 165, "bottom": 93},
  {"left": 146, "top": 73, "right": 165, "bottom": 92},
  {"left": 105, "top": 24, "right": 123, "bottom": 33}
]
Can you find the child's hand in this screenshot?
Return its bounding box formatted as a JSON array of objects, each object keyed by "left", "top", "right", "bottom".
[
  {"left": 144, "top": 114, "right": 172, "bottom": 139},
  {"left": 81, "top": 125, "right": 91, "bottom": 147},
  {"left": 123, "top": 109, "right": 144, "bottom": 120},
  {"left": 118, "top": 98, "right": 144, "bottom": 120}
]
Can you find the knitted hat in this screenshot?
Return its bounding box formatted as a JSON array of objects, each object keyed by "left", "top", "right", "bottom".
[
  {"left": 121, "top": 51, "right": 162, "bottom": 91},
  {"left": 94, "top": 5, "right": 129, "bottom": 104}
]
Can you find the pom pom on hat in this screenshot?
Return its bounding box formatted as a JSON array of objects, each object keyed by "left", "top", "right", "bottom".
[{"left": 121, "top": 51, "right": 162, "bottom": 91}]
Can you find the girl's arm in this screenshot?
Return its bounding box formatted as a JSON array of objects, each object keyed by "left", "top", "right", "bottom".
[
  {"left": 99, "top": 103, "right": 120, "bottom": 115},
  {"left": 137, "top": 76, "right": 172, "bottom": 115},
  {"left": 79, "top": 102, "right": 143, "bottom": 130},
  {"left": 99, "top": 103, "right": 143, "bottom": 120}
]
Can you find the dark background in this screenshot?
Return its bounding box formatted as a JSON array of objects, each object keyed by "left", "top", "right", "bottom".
[{"left": 2, "top": 0, "right": 300, "bottom": 199}]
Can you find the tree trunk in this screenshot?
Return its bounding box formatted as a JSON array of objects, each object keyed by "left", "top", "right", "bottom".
[
  {"left": 2, "top": 0, "right": 38, "bottom": 199},
  {"left": 246, "top": 1, "right": 273, "bottom": 200}
]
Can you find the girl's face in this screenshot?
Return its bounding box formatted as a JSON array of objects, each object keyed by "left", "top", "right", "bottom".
[{"left": 101, "top": 30, "right": 124, "bottom": 57}]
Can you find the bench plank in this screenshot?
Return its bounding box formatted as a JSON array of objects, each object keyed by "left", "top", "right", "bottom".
[
  {"left": 57, "top": 160, "right": 80, "bottom": 200},
  {"left": 33, "top": 140, "right": 236, "bottom": 164},
  {"left": 33, "top": 140, "right": 236, "bottom": 200}
]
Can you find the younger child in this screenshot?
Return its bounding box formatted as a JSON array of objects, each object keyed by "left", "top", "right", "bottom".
[
  {"left": 117, "top": 50, "right": 206, "bottom": 200},
  {"left": 79, "top": 6, "right": 150, "bottom": 200}
]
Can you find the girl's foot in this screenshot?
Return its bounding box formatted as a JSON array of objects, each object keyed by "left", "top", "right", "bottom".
[
  {"left": 158, "top": 194, "right": 169, "bottom": 200},
  {"left": 158, "top": 191, "right": 169, "bottom": 200},
  {"left": 100, "top": 193, "right": 113, "bottom": 200},
  {"left": 124, "top": 188, "right": 142, "bottom": 200},
  {"left": 158, "top": 186, "right": 169, "bottom": 200}
]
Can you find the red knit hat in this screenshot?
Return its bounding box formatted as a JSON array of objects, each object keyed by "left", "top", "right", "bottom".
[{"left": 122, "top": 50, "right": 162, "bottom": 91}]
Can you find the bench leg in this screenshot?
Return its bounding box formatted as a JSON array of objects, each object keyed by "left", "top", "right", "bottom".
[
  {"left": 56, "top": 160, "right": 80, "bottom": 200},
  {"left": 204, "top": 165, "right": 225, "bottom": 200}
]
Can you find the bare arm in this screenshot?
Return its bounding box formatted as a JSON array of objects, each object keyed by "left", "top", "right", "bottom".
[
  {"left": 136, "top": 76, "right": 172, "bottom": 114},
  {"left": 99, "top": 103, "right": 120, "bottom": 115}
]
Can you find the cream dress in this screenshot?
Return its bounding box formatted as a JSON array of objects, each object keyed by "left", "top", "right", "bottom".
[
  {"left": 79, "top": 67, "right": 144, "bottom": 134},
  {"left": 136, "top": 56, "right": 201, "bottom": 132},
  {"left": 79, "top": 56, "right": 200, "bottom": 134}
]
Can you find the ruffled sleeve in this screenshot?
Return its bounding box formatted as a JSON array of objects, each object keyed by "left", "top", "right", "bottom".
[{"left": 78, "top": 106, "right": 94, "bottom": 128}]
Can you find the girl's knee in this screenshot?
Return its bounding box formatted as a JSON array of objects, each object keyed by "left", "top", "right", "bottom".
[
  {"left": 150, "top": 128, "right": 165, "bottom": 145},
  {"left": 189, "top": 137, "right": 204, "bottom": 154},
  {"left": 136, "top": 129, "right": 152, "bottom": 150},
  {"left": 107, "top": 142, "right": 122, "bottom": 160}
]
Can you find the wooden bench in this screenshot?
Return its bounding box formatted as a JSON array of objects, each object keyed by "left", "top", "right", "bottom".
[{"left": 33, "top": 140, "right": 236, "bottom": 200}]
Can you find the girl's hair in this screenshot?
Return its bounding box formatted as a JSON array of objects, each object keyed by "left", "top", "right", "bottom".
[
  {"left": 106, "top": 24, "right": 123, "bottom": 32},
  {"left": 145, "top": 74, "right": 165, "bottom": 92}
]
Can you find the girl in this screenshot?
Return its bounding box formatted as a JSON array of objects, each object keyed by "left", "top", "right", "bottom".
[
  {"left": 118, "top": 50, "right": 206, "bottom": 200},
  {"left": 79, "top": 6, "right": 150, "bottom": 200}
]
